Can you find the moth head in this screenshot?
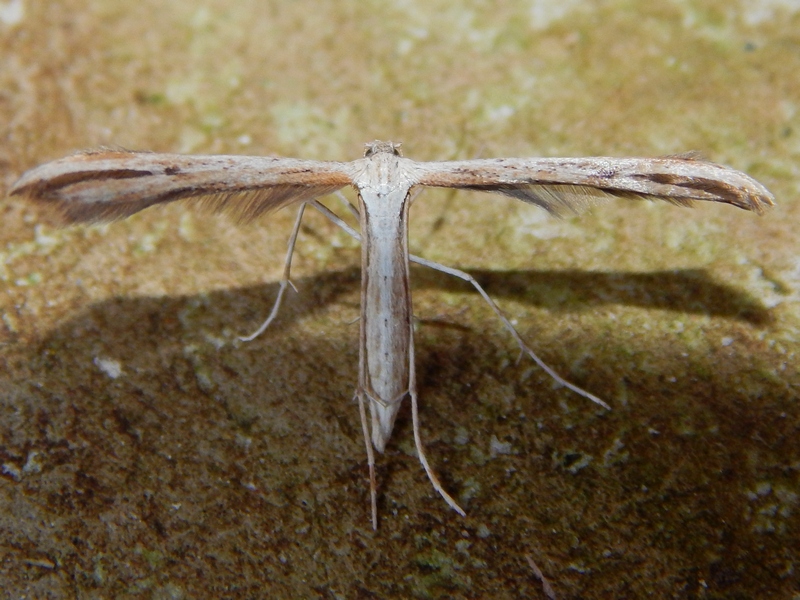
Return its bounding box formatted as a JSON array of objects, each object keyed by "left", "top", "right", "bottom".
[{"left": 364, "top": 140, "right": 402, "bottom": 157}]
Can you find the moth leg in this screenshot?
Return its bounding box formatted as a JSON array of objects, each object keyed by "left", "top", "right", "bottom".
[
  {"left": 335, "top": 190, "right": 360, "bottom": 220},
  {"left": 310, "top": 199, "right": 465, "bottom": 515},
  {"left": 355, "top": 387, "right": 379, "bottom": 530},
  {"left": 311, "top": 199, "right": 361, "bottom": 241},
  {"left": 309, "top": 198, "right": 604, "bottom": 510},
  {"left": 408, "top": 254, "right": 610, "bottom": 410},
  {"left": 239, "top": 202, "right": 307, "bottom": 342},
  {"left": 408, "top": 332, "right": 466, "bottom": 517},
  {"left": 309, "top": 200, "right": 609, "bottom": 408}
]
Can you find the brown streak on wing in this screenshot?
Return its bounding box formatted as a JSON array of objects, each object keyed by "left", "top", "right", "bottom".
[
  {"left": 632, "top": 172, "right": 769, "bottom": 213},
  {"left": 15, "top": 168, "right": 155, "bottom": 198},
  {"left": 10, "top": 150, "right": 353, "bottom": 225}
]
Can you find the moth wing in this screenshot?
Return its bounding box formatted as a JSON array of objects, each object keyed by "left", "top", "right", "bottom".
[
  {"left": 11, "top": 150, "right": 353, "bottom": 224},
  {"left": 415, "top": 156, "right": 773, "bottom": 215}
]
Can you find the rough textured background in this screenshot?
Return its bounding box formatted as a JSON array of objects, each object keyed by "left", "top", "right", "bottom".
[{"left": 1, "top": 0, "right": 798, "bottom": 598}]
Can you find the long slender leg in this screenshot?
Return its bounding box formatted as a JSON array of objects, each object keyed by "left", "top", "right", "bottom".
[
  {"left": 408, "top": 255, "right": 610, "bottom": 410},
  {"left": 310, "top": 199, "right": 607, "bottom": 523},
  {"left": 335, "top": 190, "right": 360, "bottom": 220},
  {"left": 309, "top": 200, "right": 609, "bottom": 409},
  {"left": 313, "top": 199, "right": 361, "bottom": 241},
  {"left": 239, "top": 202, "right": 307, "bottom": 342},
  {"left": 248, "top": 199, "right": 380, "bottom": 528},
  {"left": 407, "top": 331, "right": 466, "bottom": 517},
  {"left": 356, "top": 389, "right": 379, "bottom": 530},
  {"left": 323, "top": 197, "right": 465, "bottom": 516},
  {"left": 252, "top": 200, "right": 605, "bottom": 410}
]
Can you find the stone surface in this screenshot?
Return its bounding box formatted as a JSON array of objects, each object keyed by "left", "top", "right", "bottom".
[{"left": 1, "top": 1, "right": 798, "bottom": 597}]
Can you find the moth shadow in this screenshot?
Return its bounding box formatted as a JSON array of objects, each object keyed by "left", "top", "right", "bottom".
[
  {"left": 8, "top": 263, "right": 770, "bottom": 477},
  {"left": 412, "top": 266, "right": 771, "bottom": 325},
  {"left": 0, "top": 261, "right": 787, "bottom": 596},
  {"left": 1, "top": 269, "right": 367, "bottom": 545}
]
